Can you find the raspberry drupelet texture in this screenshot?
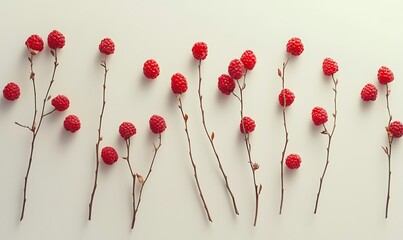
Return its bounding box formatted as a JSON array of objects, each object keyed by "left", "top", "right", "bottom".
[
  {"left": 171, "top": 73, "right": 188, "bottom": 94},
  {"left": 218, "top": 74, "right": 236, "bottom": 95},
  {"left": 51, "top": 95, "right": 70, "bottom": 111},
  {"left": 361, "top": 83, "right": 378, "bottom": 101},
  {"left": 240, "top": 116, "right": 256, "bottom": 134},
  {"left": 192, "top": 42, "right": 208, "bottom": 60},
  {"left": 99, "top": 38, "right": 115, "bottom": 55},
  {"left": 143, "top": 59, "right": 160, "bottom": 79},
  {"left": 322, "top": 58, "right": 339, "bottom": 76},
  {"left": 47, "top": 30, "right": 65, "bottom": 49},
  {"left": 101, "top": 146, "right": 118, "bottom": 165},
  {"left": 119, "top": 122, "right": 137, "bottom": 139},
  {"left": 286, "top": 37, "right": 304, "bottom": 56},
  {"left": 228, "top": 59, "right": 245, "bottom": 80},
  {"left": 377, "top": 66, "right": 394, "bottom": 85},
  {"left": 64, "top": 115, "right": 81, "bottom": 133},
  {"left": 389, "top": 121, "right": 403, "bottom": 138},
  {"left": 311, "top": 107, "right": 328, "bottom": 125},
  {"left": 3, "top": 82, "right": 20, "bottom": 101},
  {"left": 240, "top": 50, "right": 257, "bottom": 70},
  {"left": 278, "top": 88, "right": 295, "bottom": 107},
  {"left": 285, "top": 154, "right": 301, "bottom": 169},
  {"left": 25, "top": 34, "right": 44, "bottom": 54},
  {"left": 149, "top": 115, "right": 167, "bottom": 134}
]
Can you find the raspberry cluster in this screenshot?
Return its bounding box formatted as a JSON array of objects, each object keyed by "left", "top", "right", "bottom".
[
  {"left": 218, "top": 74, "right": 236, "bottom": 95},
  {"left": 25, "top": 34, "right": 44, "bottom": 55},
  {"left": 240, "top": 50, "right": 257, "bottom": 70},
  {"left": 64, "top": 115, "right": 81, "bottom": 133},
  {"left": 192, "top": 42, "right": 208, "bottom": 60},
  {"left": 101, "top": 146, "right": 118, "bottom": 165},
  {"left": 99, "top": 38, "right": 115, "bottom": 55},
  {"left": 171, "top": 73, "right": 188, "bottom": 94},
  {"left": 149, "top": 115, "right": 167, "bottom": 134},
  {"left": 143, "top": 59, "right": 160, "bottom": 79},
  {"left": 378, "top": 66, "right": 394, "bottom": 85},
  {"left": 389, "top": 121, "right": 403, "bottom": 138},
  {"left": 278, "top": 88, "right": 295, "bottom": 107},
  {"left": 322, "top": 58, "right": 339, "bottom": 76},
  {"left": 311, "top": 107, "right": 328, "bottom": 126},
  {"left": 228, "top": 59, "right": 245, "bottom": 80},
  {"left": 47, "top": 30, "right": 65, "bottom": 49},
  {"left": 51, "top": 95, "right": 70, "bottom": 111},
  {"left": 3, "top": 82, "right": 21, "bottom": 101},
  {"left": 361, "top": 83, "right": 378, "bottom": 101},
  {"left": 285, "top": 154, "right": 301, "bottom": 169},
  {"left": 119, "top": 122, "right": 137, "bottom": 139},
  {"left": 240, "top": 116, "right": 256, "bottom": 134},
  {"left": 286, "top": 37, "right": 304, "bottom": 56}
]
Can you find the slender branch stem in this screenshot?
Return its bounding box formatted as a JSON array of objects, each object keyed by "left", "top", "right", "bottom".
[
  {"left": 234, "top": 73, "right": 260, "bottom": 226},
  {"left": 178, "top": 96, "right": 212, "bottom": 222},
  {"left": 122, "top": 138, "right": 138, "bottom": 229},
  {"left": 132, "top": 134, "right": 162, "bottom": 228},
  {"left": 314, "top": 74, "right": 338, "bottom": 214},
  {"left": 197, "top": 60, "right": 239, "bottom": 215},
  {"left": 385, "top": 83, "right": 393, "bottom": 218},
  {"left": 89, "top": 58, "right": 109, "bottom": 220},
  {"left": 20, "top": 50, "right": 59, "bottom": 221},
  {"left": 279, "top": 55, "right": 290, "bottom": 214}
]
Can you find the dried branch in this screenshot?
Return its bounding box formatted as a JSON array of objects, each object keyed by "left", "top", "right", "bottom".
[{"left": 384, "top": 83, "right": 393, "bottom": 219}]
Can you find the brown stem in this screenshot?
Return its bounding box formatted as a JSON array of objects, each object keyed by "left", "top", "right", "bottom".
[
  {"left": 178, "top": 96, "right": 212, "bottom": 222},
  {"left": 314, "top": 74, "right": 338, "bottom": 214},
  {"left": 385, "top": 83, "right": 393, "bottom": 218},
  {"left": 197, "top": 60, "right": 239, "bottom": 215},
  {"left": 279, "top": 55, "right": 290, "bottom": 215},
  {"left": 234, "top": 73, "right": 260, "bottom": 226},
  {"left": 132, "top": 133, "right": 162, "bottom": 228},
  {"left": 89, "top": 58, "right": 109, "bottom": 220},
  {"left": 20, "top": 51, "right": 59, "bottom": 221},
  {"left": 122, "top": 138, "right": 137, "bottom": 229}
]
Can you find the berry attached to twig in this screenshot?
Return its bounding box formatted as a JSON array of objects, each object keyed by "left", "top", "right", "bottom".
[
  {"left": 218, "top": 74, "right": 235, "bottom": 95},
  {"left": 51, "top": 95, "right": 70, "bottom": 111},
  {"left": 286, "top": 37, "right": 304, "bottom": 56},
  {"left": 99, "top": 38, "right": 115, "bottom": 55},
  {"left": 228, "top": 59, "right": 245, "bottom": 80},
  {"left": 149, "top": 115, "right": 167, "bottom": 134},
  {"left": 119, "top": 122, "right": 137, "bottom": 139},
  {"left": 47, "top": 30, "right": 65, "bottom": 49},
  {"left": 25, "top": 35, "right": 44, "bottom": 55},
  {"left": 322, "top": 58, "right": 339, "bottom": 76},
  {"left": 311, "top": 107, "right": 328, "bottom": 126}
]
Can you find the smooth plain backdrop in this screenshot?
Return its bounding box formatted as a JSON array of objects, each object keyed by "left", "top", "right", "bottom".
[{"left": 1, "top": 0, "right": 403, "bottom": 239}]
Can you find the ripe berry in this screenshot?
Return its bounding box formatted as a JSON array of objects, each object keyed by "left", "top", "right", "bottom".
[
  {"left": 311, "top": 107, "right": 328, "bottom": 125},
  {"left": 240, "top": 50, "right": 257, "bottom": 70},
  {"left": 99, "top": 38, "right": 115, "bottom": 55},
  {"left": 377, "top": 66, "right": 394, "bottom": 85},
  {"left": 228, "top": 59, "right": 245, "bottom": 80},
  {"left": 240, "top": 116, "right": 256, "bottom": 134},
  {"left": 361, "top": 83, "right": 378, "bottom": 101},
  {"left": 286, "top": 37, "right": 304, "bottom": 56},
  {"left": 192, "top": 42, "right": 208, "bottom": 60},
  {"left": 171, "top": 73, "right": 188, "bottom": 94},
  {"left": 101, "top": 146, "right": 118, "bottom": 165},
  {"left": 389, "top": 121, "right": 403, "bottom": 138},
  {"left": 149, "top": 115, "right": 167, "bottom": 134},
  {"left": 51, "top": 95, "right": 70, "bottom": 111},
  {"left": 285, "top": 154, "right": 301, "bottom": 169},
  {"left": 64, "top": 115, "right": 81, "bottom": 133},
  {"left": 322, "top": 58, "right": 338, "bottom": 76},
  {"left": 47, "top": 30, "right": 65, "bottom": 49},
  {"left": 3, "top": 82, "right": 20, "bottom": 101},
  {"left": 25, "top": 34, "right": 44, "bottom": 55},
  {"left": 119, "top": 122, "right": 137, "bottom": 139},
  {"left": 218, "top": 74, "right": 235, "bottom": 95},
  {"left": 278, "top": 88, "right": 295, "bottom": 107},
  {"left": 143, "top": 59, "right": 160, "bottom": 79}
]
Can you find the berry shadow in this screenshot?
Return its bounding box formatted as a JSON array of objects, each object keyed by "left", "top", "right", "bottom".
[{"left": 0, "top": 98, "right": 16, "bottom": 112}]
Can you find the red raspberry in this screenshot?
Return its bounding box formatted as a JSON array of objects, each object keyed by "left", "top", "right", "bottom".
[
  {"left": 322, "top": 58, "right": 338, "bottom": 76},
  {"left": 47, "top": 30, "right": 65, "bottom": 49},
  {"left": 389, "top": 121, "right": 403, "bottom": 138},
  {"left": 143, "top": 59, "right": 160, "bottom": 79},
  {"left": 218, "top": 74, "right": 235, "bottom": 95},
  {"left": 228, "top": 59, "right": 245, "bottom": 80},
  {"left": 99, "top": 38, "right": 115, "bottom": 55},
  {"left": 171, "top": 73, "right": 188, "bottom": 94},
  {"left": 25, "top": 34, "right": 44, "bottom": 55},
  {"left": 311, "top": 107, "right": 328, "bottom": 126},
  {"left": 51, "top": 95, "right": 70, "bottom": 111},
  {"left": 3, "top": 82, "right": 20, "bottom": 101},
  {"left": 192, "top": 42, "right": 208, "bottom": 60},
  {"left": 278, "top": 88, "right": 295, "bottom": 107},
  {"left": 119, "top": 122, "right": 137, "bottom": 139},
  {"left": 285, "top": 154, "right": 301, "bottom": 169},
  {"left": 149, "top": 115, "right": 167, "bottom": 134},
  {"left": 286, "top": 37, "right": 304, "bottom": 56},
  {"left": 240, "top": 116, "right": 256, "bottom": 134},
  {"left": 240, "top": 50, "right": 257, "bottom": 70},
  {"left": 377, "top": 66, "right": 394, "bottom": 85},
  {"left": 361, "top": 83, "right": 378, "bottom": 101},
  {"left": 64, "top": 115, "right": 81, "bottom": 133},
  {"left": 101, "top": 146, "right": 118, "bottom": 165}
]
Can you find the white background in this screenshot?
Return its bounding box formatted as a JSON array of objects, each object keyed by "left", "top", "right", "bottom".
[{"left": 1, "top": 0, "right": 403, "bottom": 239}]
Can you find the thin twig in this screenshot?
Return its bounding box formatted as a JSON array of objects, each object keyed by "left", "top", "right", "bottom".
[
  {"left": 89, "top": 58, "right": 109, "bottom": 220},
  {"left": 132, "top": 134, "right": 162, "bottom": 228},
  {"left": 178, "top": 96, "right": 212, "bottom": 222},
  {"left": 122, "top": 138, "right": 137, "bottom": 229},
  {"left": 384, "top": 83, "right": 393, "bottom": 219},
  {"left": 279, "top": 55, "right": 290, "bottom": 214},
  {"left": 234, "top": 73, "right": 260, "bottom": 226},
  {"left": 314, "top": 74, "right": 338, "bottom": 214},
  {"left": 197, "top": 60, "right": 239, "bottom": 215}
]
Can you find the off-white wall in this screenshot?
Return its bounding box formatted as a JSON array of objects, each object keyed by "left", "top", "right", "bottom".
[{"left": 1, "top": 0, "right": 403, "bottom": 239}]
